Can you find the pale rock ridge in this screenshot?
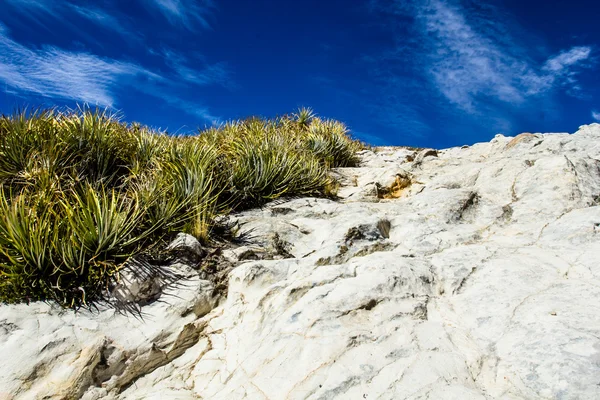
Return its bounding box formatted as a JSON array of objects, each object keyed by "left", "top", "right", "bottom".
[{"left": 1, "top": 124, "right": 600, "bottom": 399}]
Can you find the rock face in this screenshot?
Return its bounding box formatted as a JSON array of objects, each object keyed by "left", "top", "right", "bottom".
[{"left": 2, "top": 125, "right": 600, "bottom": 399}]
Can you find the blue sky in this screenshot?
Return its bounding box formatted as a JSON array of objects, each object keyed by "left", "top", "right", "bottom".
[{"left": 0, "top": 0, "right": 598, "bottom": 147}]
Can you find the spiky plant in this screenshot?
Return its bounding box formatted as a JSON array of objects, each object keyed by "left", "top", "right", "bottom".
[
  {"left": 293, "top": 106, "right": 316, "bottom": 129},
  {"left": 59, "top": 107, "right": 135, "bottom": 187},
  {"left": 304, "top": 118, "right": 362, "bottom": 167},
  {"left": 225, "top": 132, "right": 329, "bottom": 208},
  {"left": 0, "top": 106, "right": 361, "bottom": 308}
]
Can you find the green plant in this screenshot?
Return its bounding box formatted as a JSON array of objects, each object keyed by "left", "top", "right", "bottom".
[
  {"left": 0, "top": 106, "right": 361, "bottom": 308},
  {"left": 305, "top": 118, "right": 362, "bottom": 167},
  {"left": 293, "top": 107, "right": 316, "bottom": 129},
  {"left": 225, "top": 132, "right": 328, "bottom": 208}
]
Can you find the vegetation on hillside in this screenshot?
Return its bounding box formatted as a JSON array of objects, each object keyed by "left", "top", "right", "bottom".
[{"left": 0, "top": 107, "right": 362, "bottom": 308}]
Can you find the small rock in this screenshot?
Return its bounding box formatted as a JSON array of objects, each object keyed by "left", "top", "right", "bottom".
[
  {"left": 166, "top": 233, "right": 205, "bottom": 264},
  {"left": 111, "top": 264, "right": 163, "bottom": 306},
  {"left": 222, "top": 246, "right": 266, "bottom": 263},
  {"left": 414, "top": 149, "right": 439, "bottom": 165}
]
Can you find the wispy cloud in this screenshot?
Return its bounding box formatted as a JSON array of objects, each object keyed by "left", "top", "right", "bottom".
[
  {"left": 145, "top": 0, "right": 215, "bottom": 30},
  {"left": 0, "top": 0, "right": 143, "bottom": 47},
  {"left": 175, "top": 62, "right": 232, "bottom": 87},
  {"left": 365, "top": 0, "right": 595, "bottom": 139},
  {"left": 162, "top": 50, "right": 235, "bottom": 89},
  {"left": 67, "top": 4, "right": 139, "bottom": 40},
  {"left": 0, "top": 25, "right": 158, "bottom": 106},
  {"left": 166, "top": 97, "right": 222, "bottom": 126},
  {"left": 410, "top": 0, "right": 592, "bottom": 112},
  {"left": 0, "top": 0, "right": 231, "bottom": 126},
  {"left": 544, "top": 47, "right": 591, "bottom": 73},
  {"left": 592, "top": 110, "right": 600, "bottom": 122},
  {"left": 2, "top": 0, "right": 57, "bottom": 16},
  {"left": 1, "top": 0, "right": 212, "bottom": 41},
  {"left": 0, "top": 24, "right": 225, "bottom": 123}
]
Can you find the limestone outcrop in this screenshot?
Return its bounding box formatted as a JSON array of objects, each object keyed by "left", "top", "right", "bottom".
[{"left": 1, "top": 125, "right": 600, "bottom": 399}]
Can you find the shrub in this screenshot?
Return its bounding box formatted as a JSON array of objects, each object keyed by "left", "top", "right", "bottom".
[
  {"left": 0, "top": 106, "right": 362, "bottom": 307},
  {"left": 224, "top": 129, "right": 329, "bottom": 208},
  {"left": 304, "top": 118, "right": 362, "bottom": 167}
]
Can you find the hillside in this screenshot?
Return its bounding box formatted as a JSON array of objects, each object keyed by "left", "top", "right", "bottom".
[{"left": 1, "top": 124, "right": 600, "bottom": 399}]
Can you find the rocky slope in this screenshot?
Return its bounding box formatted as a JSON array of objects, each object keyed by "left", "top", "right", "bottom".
[{"left": 1, "top": 125, "right": 600, "bottom": 399}]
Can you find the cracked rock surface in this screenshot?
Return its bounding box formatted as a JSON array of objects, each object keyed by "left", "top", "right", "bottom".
[{"left": 2, "top": 125, "right": 600, "bottom": 399}]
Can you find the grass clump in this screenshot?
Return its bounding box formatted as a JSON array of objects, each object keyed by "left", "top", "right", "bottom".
[{"left": 0, "top": 106, "right": 362, "bottom": 308}]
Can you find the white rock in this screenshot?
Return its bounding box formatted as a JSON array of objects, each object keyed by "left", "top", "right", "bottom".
[
  {"left": 0, "top": 242, "right": 216, "bottom": 400},
  {"left": 2, "top": 124, "right": 600, "bottom": 399},
  {"left": 166, "top": 232, "right": 205, "bottom": 262}
]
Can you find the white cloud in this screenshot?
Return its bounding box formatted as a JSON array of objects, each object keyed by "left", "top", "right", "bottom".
[
  {"left": 146, "top": 0, "right": 215, "bottom": 30},
  {"left": 360, "top": 0, "right": 597, "bottom": 141},
  {"left": 166, "top": 97, "right": 222, "bottom": 126},
  {"left": 1, "top": 0, "right": 61, "bottom": 23},
  {"left": 2, "top": 0, "right": 214, "bottom": 36},
  {"left": 0, "top": 27, "right": 224, "bottom": 123},
  {"left": 67, "top": 4, "right": 135, "bottom": 38},
  {"left": 373, "top": 0, "right": 593, "bottom": 117},
  {"left": 592, "top": 110, "right": 600, "bottom": 122},
  {"left": 161, "top": 50, "right": 234, "bottom": 89},
  {"left": 2, "top": 0, "right": 56, "bottom": 13},
  {"left": 407, "top": 0, "right": 592, "bottom": 112},
  {"left": 420, "top": 0, "right": 526, "bottom": 111},
  {"left": 0, "top": 0, "right": 142, "bottom": 46},
  {"left": 0, "top": 28, "right": 158, "bottom": 106},
  {"left": 0, "top": 1, "right": 231, "bottom": 125},
  {"left": 175, "top": 62, "right": 231, "bottom": 86},
  {"left": 543, "top": 47, "right": 591, "bottom": 73}
]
